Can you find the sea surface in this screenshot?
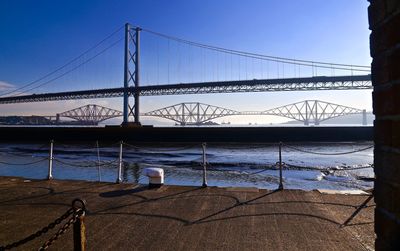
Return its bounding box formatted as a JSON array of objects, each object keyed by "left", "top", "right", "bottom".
[{"left": 0, "top": 141, "right": 374, "bottom": 190}]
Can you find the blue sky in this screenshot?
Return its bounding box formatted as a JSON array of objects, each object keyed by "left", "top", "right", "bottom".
[{"left": 0, "top": 0, "right": 371, "bottom": 125}]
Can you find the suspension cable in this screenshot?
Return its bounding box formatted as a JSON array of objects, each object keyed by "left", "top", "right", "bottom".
[
  {"left": 1, "top": 25, "right": 124, "bottom": 97},
  {"left": 139, "top": 27, "right": 370, "bottom": 72},
  {"left": 17, "top": 38, "right": 124, "bottom": 95}
]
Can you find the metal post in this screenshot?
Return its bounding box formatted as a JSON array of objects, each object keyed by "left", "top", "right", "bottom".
[
  {"left": 202, "top": 143, "right": 208, "bottom": 187},
  {"left": 134, "top": 27, "right": 140, "bottom": 124},
  {"left": 278, "top": 142, "right": 283, "bottom": 190},
  {"left": 73, "top": 213, "right": 86, "bottom": 251},
  {"left": 47, "top": 140, "right": 54, "bottom": 180},
  {"left": 96, "top": 141, "right": 101, "bottom": 182},
  {"left": 123, "top": 23, "right": 130, "bottom": 124},
  {"left": 73, "top": 199, "right": 86, "bottom": 251},
  {"left": 117, "top": 141, "right": 123, "bottom": 183}
]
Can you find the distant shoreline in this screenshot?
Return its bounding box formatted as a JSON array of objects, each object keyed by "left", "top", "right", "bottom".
[{"left": 0, "top": 126, "right": 373, "bottom": 143}]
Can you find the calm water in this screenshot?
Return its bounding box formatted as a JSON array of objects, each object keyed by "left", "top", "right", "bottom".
[{"left": 0, "top": 141, "right": 374, "bottom": 190}]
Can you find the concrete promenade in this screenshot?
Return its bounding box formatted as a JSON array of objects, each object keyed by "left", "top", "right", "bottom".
[{"left": 0, "top": 177, "right": 375, "bottom": 250}]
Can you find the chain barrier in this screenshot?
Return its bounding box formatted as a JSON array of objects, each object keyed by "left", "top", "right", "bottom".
[
  {"left": 53, "top": 158, "right": 119, "bottom": 168},
  {"left": 0, "top": 157, "right": 48, "bottom": 166},
  {"left": 0, "top": 199, "right": 86, "bottom": 251},
  {"left": 122, "top": 142, "right": 199, "bottom": 153},
  {"left": 283, "top": 143, "right": 374, "bottom": 155},
  {"left": 55, "top": 140, "right": 121, "bottom": 150},
  {"left": 207, "top": 143, "right": 277, "bottom": 150},
  {"left": 0, "top": 140, "right": 374, "bottom": 188},
  {"left": 6, "top": 152, "right": 45, "bottom": 158},
  {"left": 283, "top": 162, "right": 373, "bottom": 172}
]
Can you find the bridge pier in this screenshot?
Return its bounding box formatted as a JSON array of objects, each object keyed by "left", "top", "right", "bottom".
[{"left": 362, "top": 109, "right": 367, "bottom": 126}]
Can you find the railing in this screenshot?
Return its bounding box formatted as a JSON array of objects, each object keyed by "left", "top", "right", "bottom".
[
  {"left": 0, "top": 140, "right": 374, "bottom": 190},
  {"left": 0, "top": 199, "right": 87, "bottom": 251}
]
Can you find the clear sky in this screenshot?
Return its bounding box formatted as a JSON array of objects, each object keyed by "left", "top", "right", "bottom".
[{"left": 0, "top": 0, "right": 372, "bottom": 125}]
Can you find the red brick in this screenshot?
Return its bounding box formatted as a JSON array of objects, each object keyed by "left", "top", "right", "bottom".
[
  {"left": 375, "top": 237, "right": 391, "bottom": 250},
  {"left": 371, "top": 53, "right": 390, "bottom": 85},
  {"left": 388, "top": 46, "right": 400, "bottom": 81},
  {"left": 374, "top": 176, "right": 400, "bottom": 218},
  {"left": 373, "top": 84, "right": 400, "bottom": 116},
  {"left": 374, "top": 208, "right": 400, "bottom": 249},
  {"left": 372, "top": 47, "right": 400, "bottom": 86},
  {"left": 393, "top": 120, "right": 400, "bottom": 149},
  {"left": 374, "top": 119, "right": 400, "bottom": 148},
  {"left": 385, "top": 0, "right": 400, "bottom": 16},
  {"left": 368, "top": 1, "right": 386, "bottom": 31},
  {"left": 370, "top": 28, "right": 386, "bottom": 58},
  {"left": 372, "top": 89, "right": 393, "bottom": 116},
  {"left": 370, "top": 13, "right": 400, "bottom": 57},
  {"left": 386, "top": 14, "right": 400, "bottom": 50},
  {"left": 374, "top": 119, "right": 392, "bottom": 146}
]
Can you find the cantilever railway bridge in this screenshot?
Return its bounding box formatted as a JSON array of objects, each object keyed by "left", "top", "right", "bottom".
[{"left": 55, "top": 100, "right": 367, "bottom": 126}]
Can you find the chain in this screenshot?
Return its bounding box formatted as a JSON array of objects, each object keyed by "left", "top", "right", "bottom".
[
  {"left": 0, "top": 208, "right": 74, "bottom": 250},
  {"left": 0, "top": 157, "right": 48, "bottom": 166},
  {"left": 39, "top": 209, "right": 84, "bottom": 250},
  {"left": 53, "top": 158, "right": 119, "bottom": 168},
  {"left": 283, "top": 144, "right": 373, "bottom": 155},
  {"left": 0, "top": 200, "right": 85, "bottom": 251}
]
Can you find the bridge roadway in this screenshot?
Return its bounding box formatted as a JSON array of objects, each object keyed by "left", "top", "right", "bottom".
[{"left": 0, "top": 75, "right": 371, "bottom": 104}]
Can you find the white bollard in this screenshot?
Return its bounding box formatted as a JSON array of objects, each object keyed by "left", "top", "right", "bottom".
[{"left": 144, "top": 168, "right": 164, "bottom": 188}]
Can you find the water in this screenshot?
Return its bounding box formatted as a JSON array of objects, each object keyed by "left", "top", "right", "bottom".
[{"left": 0, "top": 142, "right": 374, "bottom": 190}]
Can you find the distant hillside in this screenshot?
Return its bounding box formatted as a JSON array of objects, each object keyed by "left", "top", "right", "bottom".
[{"left": 282, "top": 112, "right": 374, "bottom": 125}]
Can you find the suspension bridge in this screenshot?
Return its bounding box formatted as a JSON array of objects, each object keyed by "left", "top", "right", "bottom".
[
  {"left": 50, "top": 100, "right": 367, "bottom": 126},
  {"left": 0, "top": 23, "right": 372, "bottom": 126}
]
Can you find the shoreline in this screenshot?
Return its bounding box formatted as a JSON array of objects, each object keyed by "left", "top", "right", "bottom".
[{"left": 0, "top": 126, "right": 373, "bottom": 142}]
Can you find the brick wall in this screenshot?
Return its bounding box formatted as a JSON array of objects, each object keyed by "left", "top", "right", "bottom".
[{"left": 368, "top": 0, "right": 400, "bottom": 249}]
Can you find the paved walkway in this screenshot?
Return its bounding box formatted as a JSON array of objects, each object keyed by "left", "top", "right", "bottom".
[{"left": 0, "top": 177, "right": 375, "bottom": 250}]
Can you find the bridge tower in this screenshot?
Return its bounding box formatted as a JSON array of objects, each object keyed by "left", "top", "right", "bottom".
[{"left": 122, "top": 23, "right": 141, "bottom": 126}]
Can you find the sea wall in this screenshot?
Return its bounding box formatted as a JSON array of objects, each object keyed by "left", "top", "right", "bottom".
[{"left": 0, "top": 126, "right": 372, "bottom": 142}]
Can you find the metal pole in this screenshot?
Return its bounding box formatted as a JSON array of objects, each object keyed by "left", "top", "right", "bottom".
[
  {"left": 202, "top": 142, "right": 208, "bottom": 187},
  {"left": 47, "top": 140, "right": 54, "bottom": 180},
  {"left": 278, "top": 142, "right": 283, "bottom": 190},
  {"left": 73, "top": 199, "right": 86, "bottom": 251},
  {"left": 73, "top": 213, "right": 86, "bottom": 251},
  {"left": 123, "top": 23, "right": 130, "bottom": 124},
  {"left": 134, "top": 27, "right": 141, "bottom": 124},
  {"left": 117, "top": 141, "right": 123, "bottom": 183},
  {"left": 96, "top": 141, "right": 101, "bottom": 182}
]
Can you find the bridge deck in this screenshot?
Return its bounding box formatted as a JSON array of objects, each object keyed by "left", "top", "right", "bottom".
[
  {"left": 0, "top": 177, "right": 374, "bottom": 250},
  {"left": 0, "top": 75, "right": 371, "bottom": 104}
]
